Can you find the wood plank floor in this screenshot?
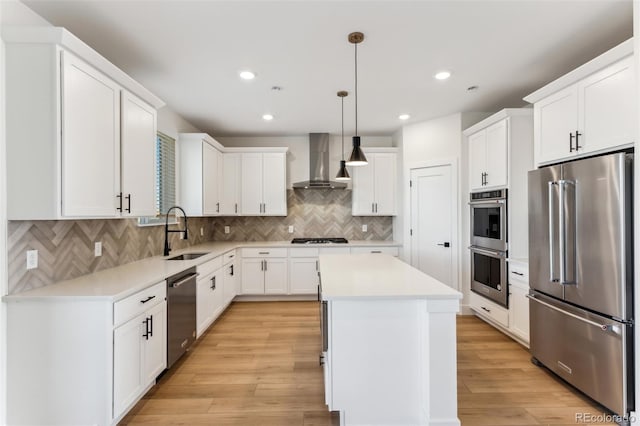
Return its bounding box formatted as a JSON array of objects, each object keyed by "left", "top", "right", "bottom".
[{"left": 120, "top": 301, "right": 613, "bottom": 425}]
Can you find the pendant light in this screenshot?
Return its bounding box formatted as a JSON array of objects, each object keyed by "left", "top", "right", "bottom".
[
  {"left": 346, "top": 31, "right": 368, "bottom": 166},
  {"left": 335, "top": 91, "right": 351, "bottom": 181}
]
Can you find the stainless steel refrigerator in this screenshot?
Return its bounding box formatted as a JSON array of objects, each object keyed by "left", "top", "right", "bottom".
[{"left": 528, "top": 152, "right": 633, "bottom": 417}]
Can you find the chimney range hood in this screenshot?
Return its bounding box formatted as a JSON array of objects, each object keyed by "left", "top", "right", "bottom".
[{"left": 292, "top": 133, "right": 347, "bottom": 189}]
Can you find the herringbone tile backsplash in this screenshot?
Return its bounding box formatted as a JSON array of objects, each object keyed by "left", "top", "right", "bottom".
[{"left": 8, "top": 190, "right": 392, "bottom": 294}]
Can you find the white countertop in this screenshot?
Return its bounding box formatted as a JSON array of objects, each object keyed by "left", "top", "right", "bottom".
[
  {"left": 4, "top": 240, "right": 400, "bottom": 302},
  {"left": 319, "top": 254, "right": 462, "bottom": 301}
]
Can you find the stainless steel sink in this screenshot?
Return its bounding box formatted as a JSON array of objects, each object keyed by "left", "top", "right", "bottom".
[{"left": 166, "top": 252, "right": 209, "bottom": 261}]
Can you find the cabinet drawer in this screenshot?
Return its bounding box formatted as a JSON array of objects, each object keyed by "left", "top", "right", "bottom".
[
  {"left": 223, "top": 250, "right": 236, "bottom": 264},
  {"left": 470, "top": 292, "right": 509, "bottom": 328},
  {"left": 289, "top": 248, "right": 319, "bottom": 258},
  {"left": 351, "top": 246, "right": 399, "bottom": 256},
  {"left": 242, "top": 248, "right": 287, "bottom": 258},
  {"left": 198, "top": 256, "right": 223, "bottom": 277},
  {"left": 114, "top": 281, "right": 166, "bottom": 327},
  {"left": 319, "top": 247, "right": 351, "bottom": 255},
  {"left": 509, "top": 264, "right": 529, "bottom": 284}
]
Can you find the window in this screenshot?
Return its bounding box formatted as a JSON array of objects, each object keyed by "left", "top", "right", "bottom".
[{"left": 138, "top": 132, "right": 176, "bottom": 226}]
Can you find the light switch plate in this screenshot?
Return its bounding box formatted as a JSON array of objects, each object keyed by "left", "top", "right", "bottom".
[
  {"left": 200, "top": 227, "right": 204, "bottom": 236},
  {"left": 94, "top": 242, "right": 102, "bottom": 257},
  {"left": 362, "top": 224, "right": 368, "bottom": 232},
  {"left": 224, "top": 226, "right": 230, "bottom": 234},
  {"left": 288, "top": 226, "right": 294, "bottom": 233},
  {"left": 26, "top": 250, "right": 38, "bottom": 270}
]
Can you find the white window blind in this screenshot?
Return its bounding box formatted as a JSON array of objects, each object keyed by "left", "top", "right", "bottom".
[{"left": 138, "top": 132, "right": 176, "bottom": 226}]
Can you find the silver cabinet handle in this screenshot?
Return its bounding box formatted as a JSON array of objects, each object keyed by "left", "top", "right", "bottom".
[
  {"left": 526, "top": 294, "right": 615, "bottom": 333},
  {"left": 259, "top": 251, "right": 269, "bottom": 255},
  {"left": 548, "top": 181, "right": 559, "bottom": 282},
  {"left": 171, "top": 272, "right": 199, "bottom": 288},
  {"left": 371, "top": 250, "right": 382, "bottom": 253},
  {"left": 468, "top": 246, "right": 505, "bottom": 258}
]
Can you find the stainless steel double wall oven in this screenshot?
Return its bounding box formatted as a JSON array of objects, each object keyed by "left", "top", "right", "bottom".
[{"left": 469, "top": 189, "right": 509, "bottom": 307}]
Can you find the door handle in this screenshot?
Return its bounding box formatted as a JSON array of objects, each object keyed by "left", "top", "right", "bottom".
[
  {"left": 230, "top": 264, "right": 234, "bottom": 276},
  {"left": 216, "top": 202, "right": 220, "bottom": 213},
  {"left": 235, "top": 203, "right": 238, "bottom": 214},
  {"left": 211, "top": 275, "right": 216, "bottom": 290},
  {"left": 437, "top": 242, "right": 450, "bottom": 248},
  {"left": 125, "top": 194, "right": 131, "bottom": 213},
  {"left": 548, "top": 181, "right": 559, "bottom": 283},
  {"left": 264, "top": 260, "right": 267, "bottom": 271},
  {"left": 575, "top": 131, "right": 582, "bottom": 150},
  {"left": 527, "top": 295, "right": 616, "bottom": 333},
  {"left": 569, "top": 132, "right": 575, "bottom": 152},
  {"left": 116, "top": 192, "right": 123, "bottom": 212},
  {"left": 171, "top": 272, "right": 199, "bottom": 288}
]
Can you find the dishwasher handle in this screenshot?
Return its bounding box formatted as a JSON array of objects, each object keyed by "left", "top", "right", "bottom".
[{"left": 170, "top": 272, "right": 199, "bottom": 288}]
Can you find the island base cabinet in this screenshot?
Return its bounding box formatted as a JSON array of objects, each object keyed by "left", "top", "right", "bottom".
[{"left": 324, "top": 299, "right": 460, "bottom": 426}]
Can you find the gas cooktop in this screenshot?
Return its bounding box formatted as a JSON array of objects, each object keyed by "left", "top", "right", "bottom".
[{"left": 291, "top": 237, "right": 349, "bottom": 244}]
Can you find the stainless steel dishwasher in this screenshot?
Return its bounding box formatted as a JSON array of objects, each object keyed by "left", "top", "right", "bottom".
[{"left": 166, "top": 267, "right": 198, "bottom": 369}]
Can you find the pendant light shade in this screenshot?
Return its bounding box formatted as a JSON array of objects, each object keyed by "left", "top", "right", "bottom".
[
  {"left": 335, "top": 90, "right": 351, "bottom": 181},
  {"left": 346, "top": 31, "right": 368, "bottom": 167}
]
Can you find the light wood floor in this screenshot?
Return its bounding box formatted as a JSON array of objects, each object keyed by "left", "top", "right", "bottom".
[{"left": 121, "top": 301, "right": 612, "bottom": 425}]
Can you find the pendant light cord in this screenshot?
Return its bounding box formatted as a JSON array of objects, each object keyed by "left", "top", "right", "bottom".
[
  {"left": 354, "top": 42, "right": 358, "bottom": 136},
  {"left": 341, "top": 96, "right": 345, "bottom": 160}
]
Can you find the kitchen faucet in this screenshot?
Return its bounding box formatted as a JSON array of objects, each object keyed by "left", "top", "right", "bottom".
[{"left": 164, "top": 206, "right": 189, "bottom": 256}]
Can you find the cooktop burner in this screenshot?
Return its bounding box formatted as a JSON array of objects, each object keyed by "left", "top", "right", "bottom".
[{"left": 291, "top": 237, "right": 349, "bottom": 244}]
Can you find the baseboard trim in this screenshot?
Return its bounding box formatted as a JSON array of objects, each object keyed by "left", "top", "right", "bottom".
[{"left": 234, "top": 294, "right": 318, "bottom": 302}]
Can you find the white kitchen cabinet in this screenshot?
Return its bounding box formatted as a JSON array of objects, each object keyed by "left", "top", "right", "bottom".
[
  {"left": 289, "top": 257, "right": 319, "bottom": 294},
  {"left": 467, "top": 119, "right": 508, "bottom": 191},
  {"left": 469, "top": 291, "right": 509, "bottom": 329},
  {"left": 178, "top": 133, "right": 224, "bottom": 216},
  {"left": 4, "top": 28, "right": 163, "bottom": 220},
  {"left": 223, "top": 250, "right": 238, "bottom": 305},
  {"left": 220, "top": 153, "right": 241, "bottom": 215},
  {"left": 196, "top": 268, "right": 224, "bottom": 338},
  {"left": 351, "top": 148, "right": 398, "bottom": 216},
  {"left": 114, "top": 299, "right": 166, "bottom": 417},
  {"left": 508, "top": 263, "right": 530, "bottom": 346},
  {"left": 241, "top": 248, "right": 288, "bottom": 294},
  {"left": 241, "top": 151, "right": 287, "bottom": 216},
  {"left": 525, "top": 40, "right": 634, "bottom": 166},
  {"left": 121, "top": 90, "right": 158, "bottom": 217}
]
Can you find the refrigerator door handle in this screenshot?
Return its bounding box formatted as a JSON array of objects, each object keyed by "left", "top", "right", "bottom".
[
  {"left": 548, "top": 181, "right": 559, "bottom": 283},
  {"left": 526, "top": 294, "right": 617, "bottom": 334},
  {"left": 559, "top": 179, "right": 576, "bottom": 285},
  {"left": 558, "top": 180, "right": 566, "bottom": 284}
]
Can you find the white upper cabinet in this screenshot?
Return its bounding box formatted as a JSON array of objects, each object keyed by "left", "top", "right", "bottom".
[
  {"left": 178, "top": 133, "right": 224, "bottom": 217},
  {"left": 467, "top": 119, "right": 508, "bottom": 191},
  {"left": 220, "top": 153, "right": 241, "bottom": 215},
  {"left": 4, "top": 27, "right": 163, "bottom": 220},
  {"left": 524, "top": 40, "right": 634, "bottom": 166},
  {"left": 241, "top": 151, "right": 287, "bottom": 216},
  {"left": 121, "top": 91, "right": 158, "bottom": 217},
  {"left": 352, "top": 148, "right": 398, "bottom": 216}
]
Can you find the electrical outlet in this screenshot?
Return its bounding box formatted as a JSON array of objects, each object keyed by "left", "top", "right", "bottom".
[
  {"left": 362, "top": 224, "right": 368, "bottom": 232},
  {"left": 224, "top": 226, "right": 230, "bottom": 234},
  {"left": 94, "top": 242, "right": 102, "bottom": 257},
  {"left": 26, "top": 250, "right": 38, "bottom": 270},
  {"left": 200, "top": 227, "right": 204, "bottom": 237},
  {"left": 288, "top": 225, "right": 294, "bottom": 234}
]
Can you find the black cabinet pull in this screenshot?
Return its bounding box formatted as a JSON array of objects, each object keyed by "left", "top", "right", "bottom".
[
  {"left": 125, "top": 194, "right": 131, "bottom": 213},
  {"left": 149, "top": 315, "right": 153, "bottom": 337},
  {"left": 230, "top": 264, "right": 234, "bottom": 276},
  {"left": 235, "top": 203, "right": 238, "bottom": 214},
  {"left": 116, "top": 192, "right": 123, "bottom": 212},
  {"left": 142, "top": 317, "right": 150, "bottom": 340},
  {"left": 211, "top": 275, "right": 216, "bottom": 290},
  {"left": 437, "top": 242, "right": 451, "bottom": 248},
  {"left": 216, "top": 202, "right": 220, "bottom": 213},
  {"left": 569, "top": 132, "right": 575, "bottom": 152},
  {"left": 512, "top": 271, "right": 524, "bottom": 276},
  {"left": 575, "top": 131, "right": 582, "bottom": 150},
  {"left": 481, "top": 306, "right": 491, "bottom": 313},
  {"left": 140, "top": 295, "right": 156, "bottom": 304}
]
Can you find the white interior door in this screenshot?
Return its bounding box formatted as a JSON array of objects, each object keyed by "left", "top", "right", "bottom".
[{"left": 410, "top": 165, "right": 455, "bottom": 288}]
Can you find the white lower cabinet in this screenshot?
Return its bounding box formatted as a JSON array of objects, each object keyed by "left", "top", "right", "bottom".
[
  {"left": 289, "top": 257, "right": 319, "bottom": 294},
  {"left": 241, "top": 248, "right": 288, "bottom": 294},
  {"left": 223, "top": 250, "right": 237, "bottom": 305},
  {"left": 196, "top": 268, "right": 224, "bottom": 338},
  {"left": 114, "top": 299, "right": 166, "bottom": 418},
  {"left": 469, "top": 291, "right": 509, "bottom": 329}
]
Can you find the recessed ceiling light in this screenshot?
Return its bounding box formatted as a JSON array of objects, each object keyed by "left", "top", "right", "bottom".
[
  {"left": 398, "top": 114, "right": 411, "bottom": 120},
  {"left": 239, "top": 70, "right": 256, "bottom": 80},
  {"left": 434, "top": 71, "right": 451, "bottom": 80},
  {"left": 262, "top": 114, "right": 274, "bottom": 121}
]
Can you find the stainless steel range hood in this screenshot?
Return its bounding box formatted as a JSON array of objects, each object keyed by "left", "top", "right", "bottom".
[{"left": 292, "top": 133, "right": 347, "bottom": 189}]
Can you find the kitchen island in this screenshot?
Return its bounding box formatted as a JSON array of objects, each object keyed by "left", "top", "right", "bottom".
[{"left": 319, "top": 254, "right": 462, "bottom": 426}]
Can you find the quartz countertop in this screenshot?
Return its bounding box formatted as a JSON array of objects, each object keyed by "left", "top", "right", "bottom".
[
  {"left": 4, "top": 240, "right": 401, "bottom": 302},
  {"left": 319, "top": 253, "right": 462, "bottom": 301}
]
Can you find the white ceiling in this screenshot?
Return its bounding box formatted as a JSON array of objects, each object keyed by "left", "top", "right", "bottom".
[{"left": 23, "top": 0, "right": 633, "bottom": 137}]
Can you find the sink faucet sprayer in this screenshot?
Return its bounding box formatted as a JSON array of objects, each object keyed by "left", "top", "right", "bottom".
[{"left": 164, "top": 206, "right": 189, "bottom": 256}]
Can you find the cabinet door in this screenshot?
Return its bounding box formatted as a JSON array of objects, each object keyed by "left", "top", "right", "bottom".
[
  {"left": 113, "top": 313, "right": 144, "bottom": 418},
  {"left": 351, "top": 158, "right": 375, "bottom": 215},
  {"left": 468, "top": 130, "right": 487, "bottom": 191},
  {"left": 211, "top": 269, "right": 225, "bottom": 319},
  {"left": 241, "top": 153, "right": 263, "bottom": 215},
  {"left": 262, "top": 153, "right": 287, "bottom": 216},
  {"left": 196, "top": 273, "right": 216, "bottom": 337},
  {"left": 509, "top": 284, "right": 530, "bottom": 344},
  {"left": 373, "top": 153, "right": 397, "bottom": 215},
  {"left": 484, "top": 120, "right": 508, "bottom": 189},
  {"left": 121, "top": 91, "right": 157, "bottom": 217},
  {"left": 142, "top": 301, "right": 167, "bottom": 385},
  {"left": 289, "top": 258, "right": 319, "bottom": 294},
  {"left": 220, "top": 153, "right": 240, "bottom": 215},
  {"left": 61, "top": 51, "right": 121, "bottom": 217},
  {"left": 264, "top": 258, "right": 288, "bottom": 294},
  {"left": 241, "top": 258, "right": 265, "bottom": 294},
  {"left": 534, "top": 85, "right": 578, "bottom": 165},
  {"left": 203, "top": 143, "right": 220, "bottom": 215},
  {"left": 224, "top": 263, "right": 237, "bottom": 304},
  {"left": 579, "top": 56, "right": 635, "bottom": 155}
]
